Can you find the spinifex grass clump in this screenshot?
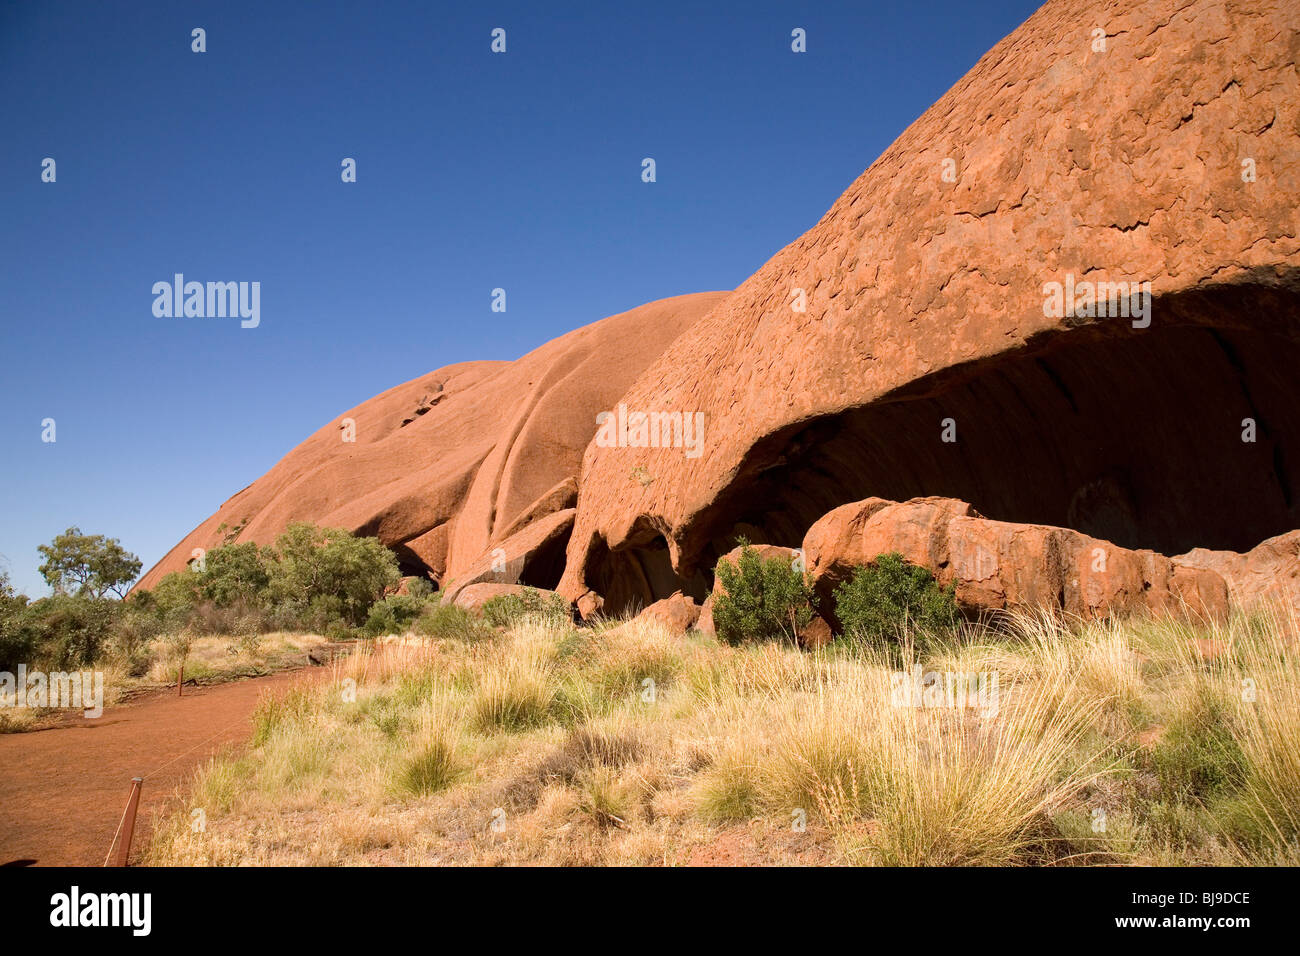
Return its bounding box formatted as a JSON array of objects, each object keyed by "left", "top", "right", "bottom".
[{"left": 398, "top": 736, "right": 460, "bottom": 796}]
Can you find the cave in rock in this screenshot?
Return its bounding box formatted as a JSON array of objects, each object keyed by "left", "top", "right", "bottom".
[
  {"left": 515, "top": 526, "right": 571, "bottom": 591},
  {"left": 587, "top": 283, "right": 1300, "bottom": 615},
  {"left": 389, "top": 541, "right": 435, "bottom": 581}
]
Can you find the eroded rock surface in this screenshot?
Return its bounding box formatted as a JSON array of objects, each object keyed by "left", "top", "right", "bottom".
[
  {"left": 1176, "top": 531, "right": 1300, "bottom": 614},
  {"left": 803, "top": 497, "right": 1229, "bottom": 625},
  {"left": 633, "top": 592, "right": 701, "bottom": 635},
  {"left": 136, "top": 292, "right": 727, "bottom": 592},
  {"left": 559, "top": 0, "right": 1300, "bottom": 615},
  {"left": 142, "top": 0, "right": 1300, "bottom": 628}
]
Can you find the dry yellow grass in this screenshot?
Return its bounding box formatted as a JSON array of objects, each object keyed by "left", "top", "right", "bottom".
[{"left": 146, "top": 607, "right": 1300, "bottom": 866}]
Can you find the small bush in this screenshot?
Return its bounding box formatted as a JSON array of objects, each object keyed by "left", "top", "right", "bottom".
[
  {"left": 404, "top": 577, "right": 434, "bottom": 600},
  {"left": 1146, "top": 688, "right": 1247, "bottom": 800},
  {"left": 712, "top": 541, "right": 817, "bottom": 645},
  {"left": 0, "top": 575, "right": 35, "bottom": 672},
  {"left": 833, "top": 553, "right": 958, "bottom": 644},
  {"left": 481, "top": 588, "right": 572, "bottom": 629},
  {"left": 362, "top": 594, "right": 429, "bottom": 637},
  {"left": 694, "top": 752, "right": 760, "bottom": 823}
]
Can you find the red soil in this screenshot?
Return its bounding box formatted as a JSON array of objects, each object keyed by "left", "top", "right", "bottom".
[{"left": 0, "top": 670, "right": 319, "bottom": 867}]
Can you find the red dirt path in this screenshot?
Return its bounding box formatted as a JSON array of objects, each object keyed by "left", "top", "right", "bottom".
[{"left": 0, "top": 669, "right": 321, "bottom": 867}]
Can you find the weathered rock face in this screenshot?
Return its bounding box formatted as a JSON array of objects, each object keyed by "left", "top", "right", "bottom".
[
  {"left": 135, "top": 292, "right": 727, "bottom": 592},
  {"left": 558, "top": 0, "right": 1300, "bottom": 615},
  {"left": 438, "top": 509, "right": 575, "bottom": 606},
  {"left": 1176, "top": 531, "right": 1300, "bottom": 613},
  {"left": 142, "top": 0, "right": 1300, "bottom": 629},
  {"left": 633, "top": 592, "right": 701, "bottom": 635},
  {"left": 803, "top": 497, "right": 1229, "bottom": 625}
]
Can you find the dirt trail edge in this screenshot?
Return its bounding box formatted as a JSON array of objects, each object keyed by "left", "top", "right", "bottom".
[{"left": 0, "top": 668, "right": 323, "bottom": 866}]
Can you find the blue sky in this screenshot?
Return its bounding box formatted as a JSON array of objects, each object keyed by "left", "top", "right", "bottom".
[{"left": 0, "top": 0, "right": 1040, "bottom": 597}]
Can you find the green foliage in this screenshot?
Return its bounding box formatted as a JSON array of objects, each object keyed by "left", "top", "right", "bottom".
[
  {"left": 1145, "top": 689, "right": 1247, "bottom": 800},
  {"left": 480, "top": 588, "right": 573, "bottom": 628},
  {"left": 404, "top": 577, "right": 434, "bottom": 600},
  {"left": 712, "top": 540, "right": 817, "bottom": 646},
  {"left": 362, "top": 594, "right": 429, "bottom": 637},
  {"left": 3, "top": 595, "right": 119, "bottom": 669},
  {"left": 138, "top": 523, "right": 400, "bottom": 638},
  {"left": 37, "top": 527, "right": 141, "bottom": 598},
  {"left": 833, "top": 553, "right": 959, "bottom": 643},
  {"left": 3, "top": 523, "right": 408, "bottom": 674},
  {"left": 398, "top": 739, "right": 460, "bottom": 796},
  {"left": 108, "top": 592, "right": 164, "bottom": 673},
  {"left": 0, "top": 571, "right": 34, "bottom": 671},
  {"left": 267, "top": 524, "right": 400, "bottom": 627},
  {"left": 199, "top": 542, "right": 273, "bottom": 608}
]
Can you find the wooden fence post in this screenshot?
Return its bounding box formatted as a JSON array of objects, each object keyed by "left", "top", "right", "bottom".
[{"left": 112, "top": 777, "right": 144, "bottom": 867}]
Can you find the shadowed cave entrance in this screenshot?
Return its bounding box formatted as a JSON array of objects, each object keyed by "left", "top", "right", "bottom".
[{"left": 587, "top": 283, "right": 1300, "bottom": 615}]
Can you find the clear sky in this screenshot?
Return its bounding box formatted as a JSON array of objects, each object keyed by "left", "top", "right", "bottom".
[{"left": 0, "top": 0, "right": 1041, "bottom": 597}]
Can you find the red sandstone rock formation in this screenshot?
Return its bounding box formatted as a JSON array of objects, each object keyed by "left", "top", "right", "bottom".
[
  {"left": 142, "top": 0, "right": 1300, "bottom": 630},
  {"left": 633, "top": 592, "right": 701, "bottom": 635},
  {"left": 801, "top": 497, "right": 1229, "bottom": 624},
  {"left": 135, "top": 292, "right": 728, "bottom": 592},
  {"left": 1176, "top": 531, "right": 1300, "bottom": 614},
  {"left": 558, "top": 0, "right": 1300, "bottom": 615},
  {"left": 451, "top": 582, "right": 554, "bottom": 616}
]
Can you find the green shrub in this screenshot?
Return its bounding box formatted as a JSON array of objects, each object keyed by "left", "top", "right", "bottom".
[
  {"left": 481, "top": 588, "right": 572, "bottom": 629},
  {"left": 198, "top": 542, "right": 273, "bottom": 609},
  {"left": 404, "top": 577, "right": 434, "bottom": 600},
  {"left": 0, "top": 574, "right": 34, "bottom": 672},
  {"left": 148, "top": 571, "right": 205, "bottom": 633},
  {"left": 712, "top": 541, "right": 817, "bottom": 645},
  {"left": 362, "top": 594, "right": 429, "bottom": 637},
  {"left": 833, "top": 553, "right": 958, "bottom": 643},
  {"left": 5, "top": 595, "right": 120, "bottom": 668},
  {"left": 1146, "top": 689, "right": 1247, "bottom": 800},
  {"left": 108, "top": 595, "right": 163, "bottom": 672},
  {"left": 267, "top": 524, "right": 400, "bottom": 627},
  {"left": 142, "top": 524, "right": 402, "bottom": 635}
]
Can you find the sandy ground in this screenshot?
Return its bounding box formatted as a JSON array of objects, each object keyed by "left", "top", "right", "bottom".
[{"left": 0, "top": 669, "right": 322, "bottom": 867}]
